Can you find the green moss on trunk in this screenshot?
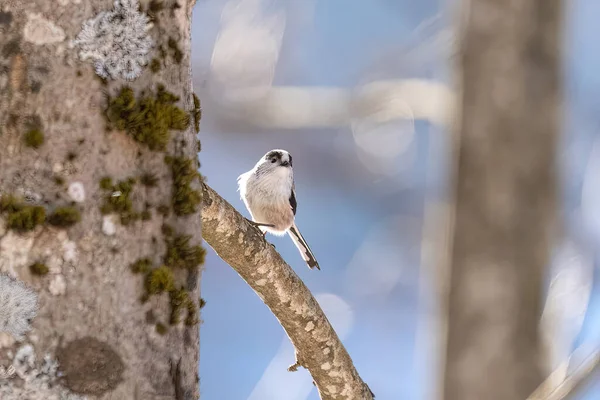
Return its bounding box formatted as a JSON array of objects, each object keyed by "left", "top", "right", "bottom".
[{"left": 105, "top": 86, "right": 189, "bottom": 151}]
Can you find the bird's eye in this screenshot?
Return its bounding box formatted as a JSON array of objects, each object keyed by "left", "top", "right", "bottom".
[{"left": 271, "top": 159, "right": 277, "bottom": 163}]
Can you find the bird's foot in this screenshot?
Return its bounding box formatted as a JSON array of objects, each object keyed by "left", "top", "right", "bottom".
[
  {"left": 245, "top": 218, "right": 275, "bottom": 232},
  {"left": 244, "top": 219, "right": 277, "bottom": 248}
]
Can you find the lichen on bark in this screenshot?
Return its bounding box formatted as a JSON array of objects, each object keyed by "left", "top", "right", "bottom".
[
  {"left": 0, "top": 0, "right": 201, "bottom": 398},
  {"left": 73, "top": 0, "right": 153, "bottom": 81}
]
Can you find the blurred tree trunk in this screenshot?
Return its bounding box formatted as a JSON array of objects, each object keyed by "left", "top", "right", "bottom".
[
  {"left": 0, "top": 1, "right": 202, "bottom": 399},
  {"left": 442, "top": 0, "right": 562, "bottom": 399}
]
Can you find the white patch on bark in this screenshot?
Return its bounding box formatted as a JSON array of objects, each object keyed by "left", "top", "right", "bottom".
[
  {"left": 62, "top": 241, "right": 78, "bottom": 263},
  {"left": 323, "top": 347, "right": 330, "bottom": 355},
  {"left": 102, "top": 215, "right": 117, "bottom": 236},
  {"left": 255, "top": 279, "right": 267, "bottom": 286},
  {"left": 326, "top": 385, "right": 338, "bottom": 394},
  {"left": 0, "top": 332, "right": 15, "bottom": 349},
  {"left": 305, "top": 321, "right": 314, "bottom": 332},
  {"left": 321, "top": 362, "right": 331, "bottom": 370},
  {"left": 23, "top": 13, "right": 66, "bottom": 45},
  {"left": 67, "top": 182, "right": 85, "bottom": 203},
  {"left": 48, "top": 275, "right": 66, "bottom": 296},
  {"left": 0, "top": 232, "right": 35, "bottom": 277},
  {"left": 46, "top": 256, "right": 63, "bottom": 274},
  {"left": 257, "top": 264, "right": 268, "bottom": 274},
  {"left": 215, "top": 204, "right": 236, "bottom": 235}
]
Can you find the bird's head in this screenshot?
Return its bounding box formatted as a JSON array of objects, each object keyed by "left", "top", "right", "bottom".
[{"left": 256, "top": 149, "right": 293, "bottom": 171}]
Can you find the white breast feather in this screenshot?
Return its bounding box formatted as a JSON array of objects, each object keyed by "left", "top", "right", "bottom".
[{"left": 238, "top": 165, "right": 294, "bottom": 234}]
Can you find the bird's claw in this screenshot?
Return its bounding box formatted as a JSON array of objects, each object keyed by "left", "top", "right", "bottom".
[{"left": 245, "top": 218, "right": 275, "bottom": 231}]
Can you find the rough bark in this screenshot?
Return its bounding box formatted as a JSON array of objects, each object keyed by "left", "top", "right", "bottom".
[
  {"left": 0, "top": 1, "right": 201, "bottom": 399},
  {"left": 200, "top": 183, "right": 374, "bottom": 400},
  {"left": 442, "top": 0, "right": 562, "bottom": 399}
]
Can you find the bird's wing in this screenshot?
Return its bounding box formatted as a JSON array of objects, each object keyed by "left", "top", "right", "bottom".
[{"left": 289, "top": 184, "right": 297, "bottom": 216}]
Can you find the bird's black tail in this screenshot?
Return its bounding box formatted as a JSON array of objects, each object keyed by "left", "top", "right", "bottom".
[{"left": 288, "top": 223, "right": 320, "bottom": 270}]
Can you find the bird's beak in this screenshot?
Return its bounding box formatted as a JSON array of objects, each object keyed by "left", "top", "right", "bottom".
[{"left": 280, "top": 161, "right": 290, "bottom": 167}]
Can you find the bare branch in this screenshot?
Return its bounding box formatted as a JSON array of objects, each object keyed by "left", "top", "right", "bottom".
[
  {"left": 200, "top": 183, "right": 374, "bottom": 400},
  {"left": 210, "top": 81, "right": 454, "bottom": 130},
  {"left": 528, "top": 347, "right": 600, "bottom": 400}
]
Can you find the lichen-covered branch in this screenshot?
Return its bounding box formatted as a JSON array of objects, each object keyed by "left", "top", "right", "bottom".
[{"left": 200, "top": 183, "right": 374, "bottom": 400}]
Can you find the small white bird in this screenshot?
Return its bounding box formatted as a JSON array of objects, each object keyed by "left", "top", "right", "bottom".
[{"left": 238, "top": 149, "right": 320, "bottom": 270}]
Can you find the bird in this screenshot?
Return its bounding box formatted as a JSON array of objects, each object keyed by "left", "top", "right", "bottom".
[{"left": 237, "top": 149, "right": 320, "bottom": 270}]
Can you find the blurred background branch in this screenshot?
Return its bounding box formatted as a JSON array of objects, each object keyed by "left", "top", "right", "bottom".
[
  {"left": 528, "top": 344, "right": 600, "bottom": 400},
  {"left": 205, "top": 80, "right": 455, "bottom": 130},
  {"left": 208, "top": 0, "right": 455, "bottom": 130}
]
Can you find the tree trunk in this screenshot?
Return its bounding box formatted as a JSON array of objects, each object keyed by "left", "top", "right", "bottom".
[
  {"left": 0, "top": 1, "right": 202, "bottom": 399},
  {"left": 442, "top": 0, "right": 562, "bottom": 399}
]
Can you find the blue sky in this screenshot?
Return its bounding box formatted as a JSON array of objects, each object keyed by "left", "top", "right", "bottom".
[{"left": 192, "top": 0, "right": 600, "bottom": 399}]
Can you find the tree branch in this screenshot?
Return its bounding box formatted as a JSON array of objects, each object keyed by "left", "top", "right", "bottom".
[
  {"left": 200, "top": 183, "right": 374, "bottom": 400},
  {"left": 210, "top": 81, "right": 454, "bottom": 130},
  {"left": 528, "top": 347, "right": 600, "bottom": 400}
]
